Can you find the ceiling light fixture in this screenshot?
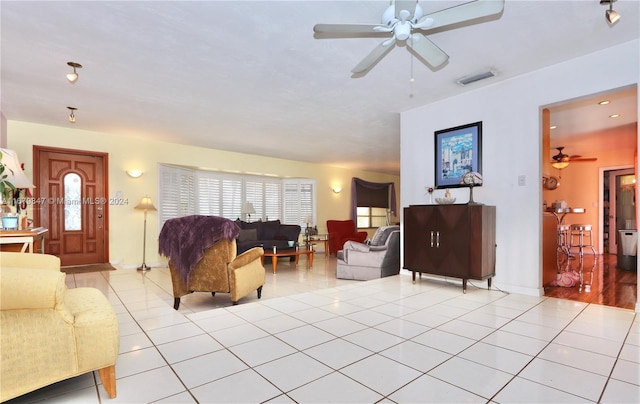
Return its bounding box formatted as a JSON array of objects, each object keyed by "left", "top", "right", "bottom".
[
  {"left": 610, "top": 113, "right": 620, "bottom": 118},
  {"left": 550, "top": 125, "right": 557, "bottom": 130},
  {"left": 551, "top": 161, "right": 570, "bottom": 170},
  {"left": 598, "top": 100, "right": 611, "bottom": 105},
  {"left": 67, "top": 106, "right": 77, "bottom": 123},
  {"left": 66, "top": 61, "right": 82, "bottom": 83},
  {"left": 600, "top": 0, "right": 620, "bottom": 25}
]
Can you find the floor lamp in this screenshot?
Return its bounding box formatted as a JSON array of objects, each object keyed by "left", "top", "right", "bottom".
[{"left": 135, "top": 196, "right": 157, "bottom": 271}]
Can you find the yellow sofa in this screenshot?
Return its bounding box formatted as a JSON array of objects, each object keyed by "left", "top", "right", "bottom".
[{"left": 0, "top": 252, "right": 119, "bottom": 401}]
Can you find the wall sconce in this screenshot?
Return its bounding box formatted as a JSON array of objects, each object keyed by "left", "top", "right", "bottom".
[
  {"left": 66, "top": 61, "right": 82, "bottom": 83},
  {"left": 67, "top": 106, "right": 77, "bottom": 123},
  {"left": 126, "top": 169, "right": 143, "bottom": 178},
  {"left": 332, "top": 186, "right": 342, "bottom": 194}
]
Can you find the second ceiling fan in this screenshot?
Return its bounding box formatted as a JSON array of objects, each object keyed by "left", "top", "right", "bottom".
[
  {"left": 551, "top": 146, "right": 598, "bottom": 169},
  {"left": 313, "top": 0, "right": 505, "bottom": 76}
]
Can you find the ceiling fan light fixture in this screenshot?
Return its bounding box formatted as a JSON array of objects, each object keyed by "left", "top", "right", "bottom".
[
  {"left": 551, "top": 161, "right": 569, "bottom": 169},
  {"left": 66, "top": 61, "right": 82, "bottom": 83}
]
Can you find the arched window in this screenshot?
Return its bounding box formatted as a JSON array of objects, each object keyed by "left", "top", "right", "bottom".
[{"left": 64, "top": 172, "right": 81, "bottom": 230}]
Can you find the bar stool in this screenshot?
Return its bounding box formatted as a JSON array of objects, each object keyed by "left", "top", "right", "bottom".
[
  {"left": 556, "top": 224, "right": 571, "bottom": 270},
  {"left": 569, "top": 224, "right": 597, "bottom": 260}
]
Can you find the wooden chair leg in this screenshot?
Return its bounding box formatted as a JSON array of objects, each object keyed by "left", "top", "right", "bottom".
[
  {"left": 257, "top": 285, "right": 263, "bottom": 299},
  {"left": 173, "top": 297, "right": 181, "bottom": 310},
  {"left": 98, "top": 365, "right": 116, "bottom": 398}
]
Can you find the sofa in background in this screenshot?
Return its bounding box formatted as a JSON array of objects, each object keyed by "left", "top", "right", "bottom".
[
  {"left": 0, "top": 252, "right": 119, "bottom": 401},
  {"left": 327, "top": 219, "right": 368, "bottom": 255},
  {"left": 235, "top": 219, "right": 301, "bottom": 254},
  {"left": 336, "top": 225, "right": 400, "bottom": 280}
]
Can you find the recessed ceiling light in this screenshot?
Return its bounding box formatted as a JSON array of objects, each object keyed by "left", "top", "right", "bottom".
[
  {"left": 550, "top": 125, "right": 557, "bottom": 130},
  {"left": 598, "top": 100, "right": 611, "bottom": 105},
  {"left": 610, "top": 114, "right": 620, "bottom": 118}
]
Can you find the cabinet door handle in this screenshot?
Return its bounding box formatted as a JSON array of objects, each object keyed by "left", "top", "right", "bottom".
[
  {"left": 430, "top": 231, "right": 434, "bottom": 247},
  {"left": 436, "top": 231, "right": 440, "bottom": 248}
]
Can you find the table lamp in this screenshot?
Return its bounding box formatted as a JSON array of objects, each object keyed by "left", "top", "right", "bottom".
[{"left": 241, "top": 202, "right": 256, "bottom": 222}]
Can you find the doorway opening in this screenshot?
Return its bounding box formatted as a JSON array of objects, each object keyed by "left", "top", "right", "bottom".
[
  {"left": 601, "top": 167, "right": 636, "bottom": 255},
  {"left": 542, "top": 86, "right": 637, "bottom": 310}
]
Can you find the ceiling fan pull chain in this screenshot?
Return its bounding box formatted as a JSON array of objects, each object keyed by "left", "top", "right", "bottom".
[{"left": 409, "top": 39, "right": 415, "bottom": 98}]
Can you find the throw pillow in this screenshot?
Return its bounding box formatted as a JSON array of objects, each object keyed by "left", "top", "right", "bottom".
[
  {"left": 238, "top": 229, "right": 257, "bottom": 242},
  {"left": 370, "top": 225, "right": 399, "bottom": 246},
  {"left": 261, "top": 220, "right": 281, "bottom": 240},
  {"left": 343, "top": 240, "right": 370, "bottom": 252}
]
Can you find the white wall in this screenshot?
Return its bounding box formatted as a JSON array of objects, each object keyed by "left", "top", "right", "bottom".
[{"left": 401, "top": 40, "right": 639, "bottom": 303}]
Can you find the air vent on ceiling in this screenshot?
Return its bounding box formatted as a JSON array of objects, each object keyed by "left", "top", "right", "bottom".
[{"left": 456, "top": 70, "right": 496, "bottom": 86}]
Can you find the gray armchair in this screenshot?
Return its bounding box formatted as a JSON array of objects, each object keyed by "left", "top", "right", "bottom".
[{"left": 336, "top": 225, "right": 400, "bottom": 280}]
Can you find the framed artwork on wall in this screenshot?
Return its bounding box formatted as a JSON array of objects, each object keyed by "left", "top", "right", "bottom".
[{"left": 434, "top": 121, "right": 482, "bottom": 189}]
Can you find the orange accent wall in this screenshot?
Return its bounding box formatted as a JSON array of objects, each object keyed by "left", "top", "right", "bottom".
[{"left": 543, "top": 123, "right": 637, "bottom": 253}]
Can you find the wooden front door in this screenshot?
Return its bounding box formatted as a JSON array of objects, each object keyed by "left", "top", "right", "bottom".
[{"left": 33, "top": 146, "right": 109, "bottom": 266}]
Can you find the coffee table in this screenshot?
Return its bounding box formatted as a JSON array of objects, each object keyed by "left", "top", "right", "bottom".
[{"left": 261, "top": 246, "right": 314, "bottom": 274}]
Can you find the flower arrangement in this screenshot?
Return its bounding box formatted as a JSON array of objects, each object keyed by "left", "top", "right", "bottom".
[{"left": 425, "top": 186, "right": 434, "bottom": 204}]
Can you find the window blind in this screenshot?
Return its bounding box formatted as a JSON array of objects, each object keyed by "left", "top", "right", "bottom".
[
  {"left": 158, "top": 165, "right": 312, "bottom": 227},
  {"left": 158, "top": 165, "right": 196, "bottom": 228}
]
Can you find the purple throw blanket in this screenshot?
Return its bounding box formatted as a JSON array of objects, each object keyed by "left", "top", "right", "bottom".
[{"left": 158, "top": 215, "right": 240, "bottom": 284}]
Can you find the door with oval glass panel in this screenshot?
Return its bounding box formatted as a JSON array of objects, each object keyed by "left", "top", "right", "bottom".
[{"left": 33, "top": 146, "right": 109, "bottom": 266}]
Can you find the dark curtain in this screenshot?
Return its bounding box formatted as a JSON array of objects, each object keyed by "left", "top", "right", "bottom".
[{"left": 350, "top": 177, "right": 397, "bottom": 221}]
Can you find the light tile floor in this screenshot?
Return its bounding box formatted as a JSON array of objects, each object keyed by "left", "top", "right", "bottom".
[{"left": 6, "top": 254, "right": 639, "bottom": 403}]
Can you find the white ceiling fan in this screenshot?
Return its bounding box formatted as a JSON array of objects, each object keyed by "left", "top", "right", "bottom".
[{"left": 313, "top": 0, "right": 505, "bottom": 76}]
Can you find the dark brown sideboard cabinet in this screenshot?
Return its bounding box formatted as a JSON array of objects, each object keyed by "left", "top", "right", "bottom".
[{"left": 403, "top": 204, "right": 496, "bottom": 292}]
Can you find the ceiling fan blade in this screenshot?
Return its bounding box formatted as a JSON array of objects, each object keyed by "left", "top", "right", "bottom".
[
  {"left": 407, "top": 33, "right": 449, "bottom": 68},
  {"left": 415, "top": 0, "right": 505, "bottom": 30},
  {"left": 351, "top": 39, "right": 396, "bottom": 75},
  {"left": 313, "top": 23, "right": 381, "bottom": 35},
  {"left": 571, "top": 157, "right": 598, "bottom": 162}
]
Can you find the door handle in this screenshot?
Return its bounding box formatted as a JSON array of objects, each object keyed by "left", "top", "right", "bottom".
[
  {"left": 430, "top": 231, "right": 434, "bottom": 247},
  {"left": 436, "top": 231, "right": 440, "bottom": 248}
]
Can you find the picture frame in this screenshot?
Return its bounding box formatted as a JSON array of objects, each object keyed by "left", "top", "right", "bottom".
[{"left": 434, "top": 121, "right": 482, "bottom": 189}]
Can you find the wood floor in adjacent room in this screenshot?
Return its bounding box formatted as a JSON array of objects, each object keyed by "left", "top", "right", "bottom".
[{"left": 544, "top": 253, "right": 638, "bottom": 310}]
